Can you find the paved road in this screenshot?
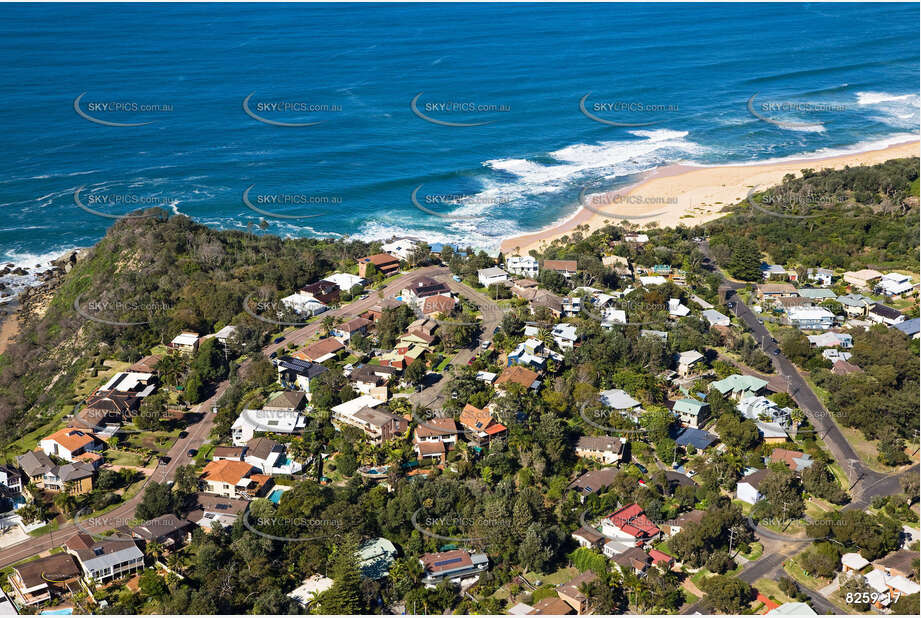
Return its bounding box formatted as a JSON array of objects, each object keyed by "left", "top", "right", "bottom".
[{"left": 0, "top": 267, "right": 448, "bottom": 569}]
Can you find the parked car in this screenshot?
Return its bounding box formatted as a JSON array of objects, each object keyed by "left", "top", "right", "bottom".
[
  {"left": 773, "top": 349, "right": 781, "bottom": 355},
  {"left": 178, "top": 431, "right": 188, "bottom": 439},
  {"left": 187, "top": 449, "right": 197, "bottom": 457},
  {"left": 452, "top": 275, "right": 462, "bottom": 282},
  {"left": 273, "top": 336, "right": 285, "bottom": 344}
]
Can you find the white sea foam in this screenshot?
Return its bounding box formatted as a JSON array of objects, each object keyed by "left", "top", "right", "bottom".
[{"left": 855, "top": 91, "right": 920, "bottom": 129}]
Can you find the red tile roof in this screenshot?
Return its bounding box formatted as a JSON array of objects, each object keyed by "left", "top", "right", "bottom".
[{"left": 607, "top": 503, "right": 660, "bottom": 539}]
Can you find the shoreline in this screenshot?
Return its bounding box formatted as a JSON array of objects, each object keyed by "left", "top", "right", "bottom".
[{"left": 499, "top": 139, "right": 921, "bottom": 255}]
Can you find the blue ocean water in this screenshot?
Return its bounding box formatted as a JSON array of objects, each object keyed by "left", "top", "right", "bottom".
[{"left": 0, "top": 2, "right": 918, "bottom": 271}]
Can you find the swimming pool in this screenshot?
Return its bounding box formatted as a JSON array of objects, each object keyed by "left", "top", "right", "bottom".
[
  {"left": 268, "top": 488, "right": 287, "bottom": 504},
  {"left": 41, "top": 609, "right": 74, "bottom": 615}
]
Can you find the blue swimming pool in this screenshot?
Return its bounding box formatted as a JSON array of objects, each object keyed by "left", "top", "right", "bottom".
[
  {"left": 41, "top": 609, "right": 73, "bottom": 615},
  {"left": 268, "top": 488, "right": 286, "bottom": 504}
]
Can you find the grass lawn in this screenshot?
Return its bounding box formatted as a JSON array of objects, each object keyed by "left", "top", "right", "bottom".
[
  {"left": 783, "top": 556, "right": 830, "bottom": 591},
  {"left": 754, "top": 577, "right": 797, "bottom": 605},
  {"left": 731, "top": 499, "right": 753, "bottom": 516},
  {"left": 6, "top": 406, "right": 72, "bottom": 455},
  {"left": 106, "top": 449, "right": 148, "bottom": 467},
  {"left": 434, "top": 355, "right": 454, "bottom": 371},
  {"left": 193, "top": 443, "right": 216, "bottom": 467},
  {"left": 740, "top": 541, "right": 763, "bottom": 561},
  {"left": 122, "top": 426, "right": 182, "bottom": 455},
  {"left": 836, "top": 425, "right": 891, "bottom": 474}
]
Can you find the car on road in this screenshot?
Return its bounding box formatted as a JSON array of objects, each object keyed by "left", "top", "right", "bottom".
[
  {"left": 273, "top": 336, "right": 285, "bottom": 344},
  {"left": 269, "top": 351, "right": 277, "bottom": 359},
  {"left": 187, "top": 449, "right": 197, "bottom": 457},
  {"left": 633, "top": 463, "right": 648, "bottom": 474},
  {"left": 757, "top": 319, "right": 764, "bottom": 325},
  {"left": 158, "top": 456, "right": 171, "bottom": 465},
  {"left": 773, "top": 349, "right": 781, "bottom": 355},
  {"left": 444, "top": 364, "right": 453, "bottom": 372},
  {"left": 481, "top": 340, "right": 490, "bottom": 349},
  {"left": 452, "top": 275, "right": 462, "bottom": 282},
  {"left": 178, "top": 431, "right": 188, "bottom": 439},
  {"left": 727, "top": 302, "right": 735, "bottom": 309},
  {"left": 771, "top": 337, "right": 777, "bottom": 343},
  {"left": 360, "top": 294, "right": 369, "bottom": 300}
]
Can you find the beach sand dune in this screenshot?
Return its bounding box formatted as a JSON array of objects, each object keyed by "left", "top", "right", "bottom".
[{"left": 500, "top": 140, "right": 920, "bottom": 255}]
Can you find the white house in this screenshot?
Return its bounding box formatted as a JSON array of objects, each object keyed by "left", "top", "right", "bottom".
[
  {"left": 323, "top": 273, "right": 366, "bottom": 292},
  {"left": 601, "top": 308, "right": 627, "bottom": 328},
  {"left": 477, "top": 267, "right": 509, "bottom": 287},
  {"left": 702, "top": 309, "right": 730, "bottom": 327},
  {"left": 807, "top": 268, "right": 834, "bottom": 287},
  {"left": 736, "top": 469, "right": 769, "bottom": 504},
  {"left": 876, "top": 273, "right": 915, "bottom": 297},
  {"left": 787, "top": 306, "right": 835, "bottom": 330},
  {"left": 40, "top": 429, "right": 101, "bottom": 463},
  {"left": 244, "top": 437, "right": 301, "bottom": 475},
  {"left": 232, "top": 408, "right": 306, "bottom": 446},
  {"left": 599, "top": 389, "right": 642, "bottom": 421},
  {"left": 668, "top": 298, "right": 690, "bottom": 317},
  {"left": 381, "top": 238, "right": 420, "bottom": 261},
  {"left": 638, "top": 275, "right": 667, "bottom": 287},
  {"left": 168, "top": 331, "right": 200, "bottom": 355},
  {"left": 505, "top": 255, "right": 539, "bottom": 278},
  {"left": 624, "top": 233, "right": 649, "bottom": 243},
  {"left": 281, "top": 292, "right": 328, "bottom": 316},
  {"left": 807, "top": 332, "right": 852, "bottom": 348},
  {"left": 676, "top": 350, "right": 705, "bottom": 376},
  {"left": 551, "top": 323, "right": 579, "bottom": 350}
]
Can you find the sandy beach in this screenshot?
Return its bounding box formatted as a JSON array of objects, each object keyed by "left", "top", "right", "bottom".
[{"left": 500, "top": 140, "right": 920, "bottom": 255}]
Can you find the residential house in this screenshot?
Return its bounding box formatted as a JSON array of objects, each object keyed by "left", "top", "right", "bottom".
[
  {"left": 281, "top": 291, "right": 328, "bottom": 317},
  {"left": 650, "top": 548, "right": 675, "bottom": 569},
  {"left": 0, "top": 464, "right": 22, "bottom": 497},
  {"left": 331, "top": 396, "right": 408, "bottom": 444},
  {"left": 421, "top": 294, "right": 456, "bottom": 317},
  {"left": 458, "top": 404, "right": 507, "bottom": 445},
  {"left": 831, "top": 359, "right": 863, "bottom": 376},
  {"left": 561, "top": 296, "right": 582, "bottom": 317},
  {"left": 361, "top": 298, "right": 402, "bottom": 322},
  {"left": 65, "top": 533, "right": 144, "bottom": 584},
  {"left": 130, "top": 514, "right": 194, "bottom": 550},
  {"left": 508, "top": 338, "right": 557, "bottom": 369},
  {"left": 572, "top": 527, "right": 605, "bottom": 549},
  {"left": 528, "top": 597, "right": 575, "bottom": 615},
  {"left": 599, "top": 389, "right": 642, "bottom": 421},
  {"left": 186, "top": 493, "right": 249, "bottom": 530},
  {"left": 557, "top": 570, "right": 598, "bottom": 614},
  {"left": 477, "top": 267, "right": 509, "bottom": 288},
  {"left": 79, "top": 389, "right": 141, "bottom": 428},
  {"left": 736, "top": 468, "right": 770, "bottom": 504},
  {"left": 40, "top": 428, "right": 100, "bottom": 462},
  {"left": 207, "top": 325, "right": 238, "bottom": 346},
  {"left": 167, "top": 331, "right": 200, "bottom": 355},
  {"left": 757, "top": 283, "right": 798, "bottom": 302},
  {"left": 358, "top": 253, "right": 401, "bottom": 278},
  {"left": 843, "top": 269, "right": 883, "bottom": 290},
  {"left": 381, "top": 238, "right": 419, "bottom": 261},
  {"left": 840, "top": 552, "right": 870, "bottom": 574},
  {"left": 301, "top": 280, "right": 340, "bottom": 305},
  {"left": 419, "top": 549, "right": 489, "bottom": 584},
  {"left": 413, "top": 417, "right": 458, "bottom": 464},
  {"left": 674, "top": 427, "right": 718, "bottom": 450},
  {"left": 873, "top": 550, "right": 917, "bottom": 580},
  {"left": 263, "top": 390, "right": 307, "bottom": 413},
  {"left": 673, "top": 399, "right": 709, "bottom": 429},
  {"left": 402, "top": 276, "right": 451, "bottom": 307},
  {"left": 668, "top": 298, "right": 690, "bottom": 317},
  {"left": 837, "top": 294, "right": 875, "bottom": 317},
  {"left": 199, "top": 460, "right": 271, "bottom": 500},
  {"left": 709, "top": 374, "right": 768, "bottom": 401},
  {"left": 101, "top": 371, "right": 157, "bottom": 397},
  {"left": 495, "top": 366, "right": 540, "bottom": 391},
  {"left": 212, "top": 446, "right": 245, "bottom": 461},
  {"left": 894, "top": 317, "right": 921, "bottom": 339},
  {"left": 864, "top": 569, "right": 921, "bottom": 608},
  {"left": 601, "top": 503, "right": 661, "bottom": 544},
  {"left": 16, "top": 450, "right": 54, "bottom": 487},
  {"left": 245, "top": 437, "right": 301, "bottom": 475},
  {"left": 128, "top": 353, "right": 161, "bottom": 373},
  {"left": 676, "top": 350, "right": 705, "bottom": 376},
  {"left": 769, "top": 448, "right": 814, "bottom": 472},
  {"left": 662, "top": 509, "right": 706, "bottom": 538},
  {"left": 542, "top": 260, "right": 578, "bottom": 278},
  {"left": 702, "top": 309, "right": 730, "bottom": 327},
  {"left": 787, "top": 306, "right": 835, "bottom": 330},
  {"left": 761, "top": 264, "right": 792, "bottom": 280},
  {"left": 807, "top": 332, "right": 853, "bottom": 348},
  {"left": 505, "top": 255, "right": 539, "bottom": 277},
  {"left": 298, "top": 337, "right": 345, "bottom": 363},
  {"left": 623, "top": 233, "right": 649, "bottom": 243},
  {"left": 600, "top": 308, "right": 627, "bottom": 328},
  {"left": 567, "top": 467, "right": 619, "bottom": 502},
  {"left": 777, "top": 296, "right": 814, "bottom": 312},
  {"left": 357, "top": 537, "right": 399, "bottom": 580},
  {"left": 323, "top": 273, "right": 366, "bottom": 292},
  {"left": 231, "top": 407, "right": 306, "bottom": 446},
  {"left": 274, "top": 355, "right": 327, "bottom": 396},
  {"left": 638, "top": 275, "right": 667, "bottom": 287},
  {"left": 7, "top": 553, "right": 81, "bottom": 606},
  {"left": 876, "top": 273, "right": 916, "bottom": 298},
  {"left": 575, "top": 437, "right": 627, "bottom": 465},
  {"left": 349, "top": 364, "right": 397, "bottom": 398},
  {"left": 331, "top": 317, "right": 372, "bottom": 344},
  {"left": 868, "top": 303, "right": 905, "bottom": 326},
  {"left": 551, "top": 323, "right": 579, "bottom": 350},
  {"left": 43, "top": 462, "right": 95, "bottom": 495},
  {"left": 287, "top": 574, "right": 335, "bottom": 608},
  {"left": 806, "top": 268, "right": 834, "bottom": 287},
  {"left": 611, "top": 547, "right": 653, "bottom": 576}
]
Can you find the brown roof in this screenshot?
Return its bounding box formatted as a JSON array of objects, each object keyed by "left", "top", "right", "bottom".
[
  {"left": 415, "top": 441, "right": 446, "bottom": 456},
  {"left": 300, "top": 337, "right": 345, "bottom": 361},
  {"left": 415, "top": 417, "right": 458, "bottom": 438},
  {"left": 612, "top": 546, "right": 651, "bottom": 572},
  {"left": 529, "top": 597, "right": 575, "bottom": 615},
  {"left": 420, "top": 549, "right": 472, "bottom": 574},
  {"left": 514, "top": 278, "right": 539, "bottom": 288},
  {"left": 129, "top": 354, "right": 161, "bottom": 373},
  {"left": 13, "top": 552, "right": 81, "bottom": 587},
  {"left": 64, "top": 532, "right": 139, "bottom": 563},
  {"left": 459, "top": 404, "right": 492, "bottom": 431},
  {"left": 740, "top": 468, "right": 770, "bottom": 490},
  {"left": 758, "top": 283, "right": 798, "bottom": 295},
  {"left": 831, "top": 359, "right": 863, "bottom": 375},
  {"left": 874, "top": 550, "right": 917, "bottom": 575},
  {"left": 200, "top": 460, "right": 254, "bottom": 485},
  {"left": 246, "top": 437, "right": 282, "bottom": 461},
  {"left": 422, "top": 294, "right": 456, "bottom": 315},
  {"left": 557, "top": 570, "right": 598, "bottom": 603},
  {"left": 778, "top": 296, "right": 813, "bottom": 308},
  {"left": 576, "top": 436, "right": 625, "bottom": 455},
  {"left": 339, "top": 317, "right": 372, "bottom": 333},
  {"left": 84, "top": 389, "right": 139, "bottom": 414},
  {"left": 496, "top": 366, "right": 539, "bottom": 389},
  {"left": 672, "top": 509, "right": 706, "bottom": 528},
  {"left": 568, "top": 467, "right": 619, "bottom": 493},
  {"left": 186, "top": 492, "right": 249, "bottom": 517},
  {"left": 572, "top": 526, "right": 605, "bottom": 545},
  {"left": 362, "top": 253, "right": 400, "bottom": 266},
  {"left": 43, "top": 428, "right": 97, "bottom": 452},
  {"left": 770, "top": 448, "right": 807, "bottom": 471},
  {"left": 264, "top": 390, "right": 306, "bottom": 410},
  {"left": 543, "top": 260, "right": 578, "bottom": 272},
  {"left": 212, "top": 446, "right": 245, "bottom": 459}
]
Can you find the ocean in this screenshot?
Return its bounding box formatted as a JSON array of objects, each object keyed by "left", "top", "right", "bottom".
[{"left": 0, "top": 1, "right": 918, "bottom": 278}]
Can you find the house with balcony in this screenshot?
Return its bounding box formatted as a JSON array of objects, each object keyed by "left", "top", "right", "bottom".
[
  {"left": 331, "top": 395, "right": 408, "bottom": 444},
  {"left": 505, "top": 255, "right": 539, "bottom": 278},
  {"left": 358, "top": 253, "right": 400, "bottom": 278},
  {"left": 709, "top": 374, "right": 768, "bottom": 401},
  {"left": 787, "top": 306, "right": 836, "bottom": 330},
  {"left": 8, "top": 553, "right": 81, "bottom": 606},
  {"left": 601, "top": 503, "right": 661, "bottom": 544},
  {"left": 274, "top": 355, "right": 327, "bottom": 396},
  {"left": 806, "top": 268, "right": 834, "bottom": 287},
  {"left": 876, "top": 272, "right": 916, "bottom": 298},
  {"left": 401, "top": 276, "right": 452, "bottom": 307},
  {"left": 477, "top": 266, "right": 509, "bottom": 288},
  {"left": 419, "top": 549, "right": 489, "bottom": 584},
  {"left": 331, "top": 317, "right": 372, "bottom": 344},
  {"left": 167, "top": 331, "right": 200, "bottom": 355},
  {"left": 199, "top": 460, "right": 272, "bottom": 500},
  {"left": 868, "top": 303, "right": 905, "bottom": 326},
  {"left": 675, "top": 350, "right": 705, "bottom": 377},
  {"left": 575, "top": 436, "right": 627, "bottom": 465},
  {"left": 413, "top": 417, "right": 458, "bottom": 464},
  {"left": 245, "top": 437, "right": 302, "bottom": 475},
  {"left": 458, "top": 404, "right": 507, "bottom": 445},
  {"left": 673, "top": 398, "right": 709, "bottom": 429},
  {"left": 543, "top": 260, "right": 578, "bottom": 278},
  {"left": 65, "top": 533, "right": 144, "bottom": 584},
  {"left": 281, "top": 291, "right": 328, "bottom": 317},
  {"left": 231, "top": 406, "right": 306, "bottom": 446},
  {"left": 40, "top": 428, "right": 101, "bottom": 463}
]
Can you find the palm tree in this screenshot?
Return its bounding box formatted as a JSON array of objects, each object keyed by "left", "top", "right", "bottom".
[
  {"left": 53, "top": 490, "right": 77, "bottom": 517},
  {"left": 145, "top": 540, "right": 165, "bottom": 564}
]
